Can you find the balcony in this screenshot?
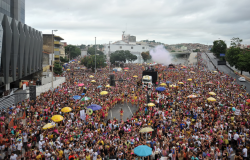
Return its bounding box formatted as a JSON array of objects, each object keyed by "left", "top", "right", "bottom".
[
  {"left": 54, "top": 41, "right": 60, "bottom": 44},
  {"left": 54, "top": 48, "right": 59, "bottom": 51}
]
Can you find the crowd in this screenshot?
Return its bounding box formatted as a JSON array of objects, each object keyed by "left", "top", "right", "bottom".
[{"left": 0, "top": 52, "right": 249, "bottom": 160}]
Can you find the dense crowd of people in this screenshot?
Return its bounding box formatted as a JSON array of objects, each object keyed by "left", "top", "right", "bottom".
[{"left": 0, "top": 53, "right": 249, "bottom": 160}]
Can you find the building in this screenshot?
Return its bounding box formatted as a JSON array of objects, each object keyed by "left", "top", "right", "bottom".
[
  {"left": 43, "top": 34, "right": 64, "bottom": 65},
  {"left": 0, "top": 12, "right": 43, "bottom": 93},
  {"left": 122, "top": 31, "right": 136, "bottom": 44},
  {"left": 0, "top": 0, "right": 25, "bottom": 24}
]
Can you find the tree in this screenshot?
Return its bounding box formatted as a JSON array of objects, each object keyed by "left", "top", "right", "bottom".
[
  {"left": 53, "top": 62, "right": 63, "bottom": 75},
  {"left": 141, "top": 51, "right": 151, "bottom": 62},
  {"left": 65, "top": 45, "right": 81, "bottom": 59},
  {"left": 193, "top": 49, "right": 200, "bottom": 52},
  {"left": 234, "top": 52, "right": 250, "bottom": 75},
  {"left": 60, "top": 56, "right": 69, "bottom": 63},
  {"left": 230, "top": 37, "right": 243, "bottom": 47},
  {"left": 110, "top": 51, "right": 127, "bottom": 64},
  {"left": 210, "top": 40, "right": 227, "bottom": 58},
  {"left": 81, "top": 55, "right": 106, "bottom": 72},
  {"left": 87, "top": 47, "right": 104, "bottom": 55},
  {"left": 226, "top": 47, "right": 241, "bottom": 67},
  {"left": 124, "top": 50, "right": 137, "bottom": 62},
  {"left": 79, "top": 44, "right": 86, "bottom": 49}
]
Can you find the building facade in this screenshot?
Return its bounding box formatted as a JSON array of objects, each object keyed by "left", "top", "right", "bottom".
[
  {"left": 0, "top": 13, "right": 43, "bottom": 91},
  {"left": 10, "top": 0, "right": 25, "bottom": 24},
  {"left": 43, "top": 34, "right": 64, "bottom": 65}
]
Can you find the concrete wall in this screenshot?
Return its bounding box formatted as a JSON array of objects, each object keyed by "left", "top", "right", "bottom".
[
  {"left": 43, "top": 34, "right": 53, "bottom": 53},
  {"left": 43, "top": 52, "right": 49, "bottom": 65},
  {"left": 35, "top": 77, "right": 65, "bottom": 95}
]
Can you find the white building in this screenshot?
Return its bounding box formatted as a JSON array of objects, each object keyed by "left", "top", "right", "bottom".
[{"left": 103, "top": 40, "right": 151, "bottom": 63}]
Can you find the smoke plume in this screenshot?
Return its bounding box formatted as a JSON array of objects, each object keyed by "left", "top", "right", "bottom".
[{"left": 149, "top": 45, "right": 172, "bottom": 65}]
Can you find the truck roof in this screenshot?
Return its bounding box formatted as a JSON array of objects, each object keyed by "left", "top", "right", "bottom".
[{"left": 143, "top": 75, "right": 152, "bottom": 80}]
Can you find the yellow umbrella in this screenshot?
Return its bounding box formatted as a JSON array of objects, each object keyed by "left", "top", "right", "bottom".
[
  {"left": 139, "top": 127, "right": 154, "bottom": 133},
  {"left": 209, "top": 92, "right": 216, "bottom": 96},
  {"left": 169, "top": 85, "right": 177, "bottom": 88},
  {"left": 178, "top": 82, "right": 184, "bottom": 84},
  {"left": 66, "top": 69, "right": 70, "bottom": 71},
  {"left": 207, "top": 97, "right": 216, "bottom": 102},
  {"left": 100, "top": 91, "right": 108, "bottom": 95},
  {"left": 124, "top": 70, "right": 128, "bottom": 72},
  {"left": 61, "top": 107, "right": 72, "bottom": 113},
  {"left": 89, "top": 75, "right": 94, "bottom": 78},
  {"left": 187, "top": 78, "right": 192, "bottom": 81},
  {"left": 133, "top": 75, "right": 138, "bottom": 78},
  {"left": 190, "top": 71, "right": 195, "bottom": 73},
  {"left": 160, "top": 83, "right": 167, "bottom": 86},
  {"left": 51, "top": 115, "right": 64, "bottom": 122},
  {"left": 105, "top": 85, "right": 111, "bottom": 88},
  {"left": 147, "top": 103, "right": 155, "bottom": 107},
  {"left": 43, "top": 123, "right": 56, "bottom": 130},
  {"left": 90, "top": 80, "right": 96, "bottom": 83},
  {"left": 213, "top": 71, "right": 218, "bottom": 73}
]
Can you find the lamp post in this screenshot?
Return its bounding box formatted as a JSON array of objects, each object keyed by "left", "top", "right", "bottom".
[
  {"left": 109, "top": 41, "right": 112, "bottom": 72},
  {"left": 51, "top": 30, "right": 58, "bottom": 89},
  {"left": 95, "top": 37, "right": 96, "bottom": 74}
]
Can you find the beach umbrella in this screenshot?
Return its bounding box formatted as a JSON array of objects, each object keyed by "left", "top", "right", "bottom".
[
  {"left": 105, "top": 85, "right": 111, "bottom": 88},
  {"left": 209, "top": 92, "right": 216, "bottom": 96},
  {"left": 169, "top": 85, "right": 177, "bottom": 88},
  {"left": 81, "top": 93, "right": 85, "bottom": 96},
  {"left": 178, "top": 82, "right": 184, "bottom": 84},
  {"left": 81, "top": 97, "right": 91, "bottom": 101},
  {"left": 124, "top": 70, "right": 128, "bottom": 72},
  {"left": 43, "top": 123, "right": 56, "bottom": 130},
  {"left": 87, "top": 104, "right": 102, "bottom": 111},
  {"left": 61, "top": 107, "right": 72, "bottom": 113},
  {"left": 89, "top": 75, "right": 94, "bottom": 78},
  {"left": 134, "top": 145, "right": 152, "bottom": 157},
  {"left": 91, "top": 80, "right": 96, "bottom": 83},
  {"left": 166, "top": 81, "right": 171, "bottom": 84},
  {"left": 139, "top": 127, "right": 154, "bottom": 133},
  {"left": 207, "top": 97, "right": 216, "bottom": 102},
  {"left": 187, "top": 95, "right": 197, "bottom": 98},
  {"left": 156, "top": 87, "right": 166, "bottom": 92},
  {"left": 187, "top": 78, "right": 192, "bottom": 81},
  {"left": 97, "top": 85, "right": 102, "bottom": 88},
  {"left": 147, "top": 103, "right": 155, "bottom": 107},
  {"left": 100, "top": 91, "right": 108, "bottom": 95},
  {"left": 124, "top": 67, "right": 129, "bottom": 70},
  {"left": 213, "top": 71, "right": 218, "bottom": 73},
  {"left": 160, "top": 83, "right": 167, "bottom": 86},
  {"left": 78, "top": 83, "right": 84, "bottom": 87},
  {"left": 66, "top": 69, "right": 70, "bottom": 71},
  {"left": 73, "top": 95, "right": 81, "bottom": 100},
  {"left": 133, "top": 75, "right": 138, "bottom": 78},
  {"left": 51, "top": 115, "right": 64, "bottom": 122},
  {"left": 247, "top": 99, "right": 250, "bottom": 103},
  {"left": 190, "top": 71, "right": 195, "bottom": 73}
]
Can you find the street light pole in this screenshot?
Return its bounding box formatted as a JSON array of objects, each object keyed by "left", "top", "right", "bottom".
[
  {"left": 51, "top": 30, "right": 58, "bottom": 89},
  {"left": 95, "top": 37, "right": 96, "bottom": 74}
]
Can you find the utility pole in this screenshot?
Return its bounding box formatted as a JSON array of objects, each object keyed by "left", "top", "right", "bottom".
[
  {"left": 95, "top": 37, "right": 96, "bottom": 74},
  {"left": 51, "top": 30, "right": 58, "bottom": 89}
]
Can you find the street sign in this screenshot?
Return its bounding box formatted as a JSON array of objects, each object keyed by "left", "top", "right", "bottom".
[
  {"left": 220, "top": 53, "right": 225, "bottom": 57},
  {"left": 29, "top": 85, "right": 36, "bottom": 101}
]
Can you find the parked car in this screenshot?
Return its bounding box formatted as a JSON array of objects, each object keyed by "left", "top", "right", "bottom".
[{"left": 239, "top": 77, "right": 246, "bottom": 82}]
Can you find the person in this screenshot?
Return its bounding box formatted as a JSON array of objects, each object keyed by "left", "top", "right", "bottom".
[
  {"left": 120, "top": 109, "right": 124, "bottom": 121},
  {"left": 242, "top": 146, "right": 248, "bottom": 160},
  {"left": 9, "top": 152, "right": 18, "bottom": 160}
]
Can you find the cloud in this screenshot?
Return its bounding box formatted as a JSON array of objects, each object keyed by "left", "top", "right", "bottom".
[{"left": 26, "top": 0, "right": 250, "bottom": 45}]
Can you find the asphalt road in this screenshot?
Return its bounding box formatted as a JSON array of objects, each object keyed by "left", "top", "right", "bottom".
[
  {"left": 107, "top": 102, "right": 138, "bottom": 121},
  {"left": 201, "top": 52, "right": 250, "bottom": 93}
]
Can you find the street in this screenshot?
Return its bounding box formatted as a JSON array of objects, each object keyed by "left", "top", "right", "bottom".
[
  {"left": 107, "top": 102, "right": 138, "bottom": 121},
  {"left": 201, "top": 52, "right": 250, "bottom": 93}
]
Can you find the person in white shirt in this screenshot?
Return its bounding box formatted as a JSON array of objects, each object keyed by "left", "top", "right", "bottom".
[
  {"left": 233, "top": 132, "right": 239, "bottom": 148},
  {"left": 10, "top": 152, "right": 18, "bottom": 160},
  {"left": 16, "top": 141, "right": 23, "bottom": 156},
  {"left": 44, "top": 150, "right": 51, "bottom": 160},
  {"left": 38, "top": 139, "right": 45, "bottom": 152},
  {"left": 242, "top": 146, "right": 248, "bottom": 160}
]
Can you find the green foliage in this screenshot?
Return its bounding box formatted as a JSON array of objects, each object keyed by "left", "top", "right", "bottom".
[
  {"left": 226, "top": 47, "right": 241, "bottom": 67},
  {"left": 193, "top": 49, "right": 200, "bottom": 52},
  {"left": 53, "top": 62, "right": 63, "bottom": 75},
  {"left": 81, "top": 55, "right": 106, "bottom": 72},
  {"left": 230, "top": 37, "right": 243, "bottom": 47},
  {"left": 171, "top": 50, "right": 176, "bottom": 52},
  {"left": 110, "top": 50, "right": 137, "bottom": 64},
  {"left": 60, "top": 56, "right": 69, "bottom": 63},
  {"left": 87, "top": 47, "right": 104, "bottom": 55},
  {"left": 65, "top": 45, "right": 81, "bottom": 59},
  {"left": 234, "top": 52, "right": 250, "bottom": 74},
  {"left": 79, "top": 44, "right": 86, "bottom": 49},
  {"left": 211, "top": 40, "right": 227, "bottom": 58},
  {"left": 141, "top": 51, "right": 151, "bottom": 62}
]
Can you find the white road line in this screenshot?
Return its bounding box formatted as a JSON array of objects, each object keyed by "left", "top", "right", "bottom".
[{"left": 127, "top": 105, "right": 133, "bottom": 115}]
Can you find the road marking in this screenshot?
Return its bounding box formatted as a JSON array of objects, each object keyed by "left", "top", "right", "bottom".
[{"left": 127, "top": 104, "right": 133, "bottom": 115}]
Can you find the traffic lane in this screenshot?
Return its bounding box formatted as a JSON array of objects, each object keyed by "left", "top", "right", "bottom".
[
  {"left": 206, "top": 53, "right": 250, "bottom": 92},
  {"left": 200, "top": 53, "right": 215, "bottom": 71},
  {"left": 107, "top": 102, "right": 137, "bottom": 121}
]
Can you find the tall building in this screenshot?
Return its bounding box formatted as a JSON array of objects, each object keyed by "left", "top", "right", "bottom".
[{"left": 0, "top": 0, "right": 25, "bottom": 24}]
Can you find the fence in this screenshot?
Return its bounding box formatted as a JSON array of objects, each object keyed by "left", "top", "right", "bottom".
[{"left": 0, "top": 77, "right": 66, "bottom": 111}]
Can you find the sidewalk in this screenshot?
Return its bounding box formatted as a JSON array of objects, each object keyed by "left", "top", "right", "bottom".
[{"left": 225, "top": 62, "right": 250, "bottom": 81}]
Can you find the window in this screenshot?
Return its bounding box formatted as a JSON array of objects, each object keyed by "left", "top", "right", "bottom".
[
  {"left": 131, "top": 47, "right": 133, "bottom": 49},
  {"left": 120, "top": 46, "right": 122, "bottom": 49},
  {"left": 142, "top": 47, "right": 145, "bottom": 49}
]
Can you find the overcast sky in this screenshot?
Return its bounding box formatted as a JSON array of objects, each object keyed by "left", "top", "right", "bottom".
[{"left": 26, "top": 0, "right": 250, "bottom": 46}]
